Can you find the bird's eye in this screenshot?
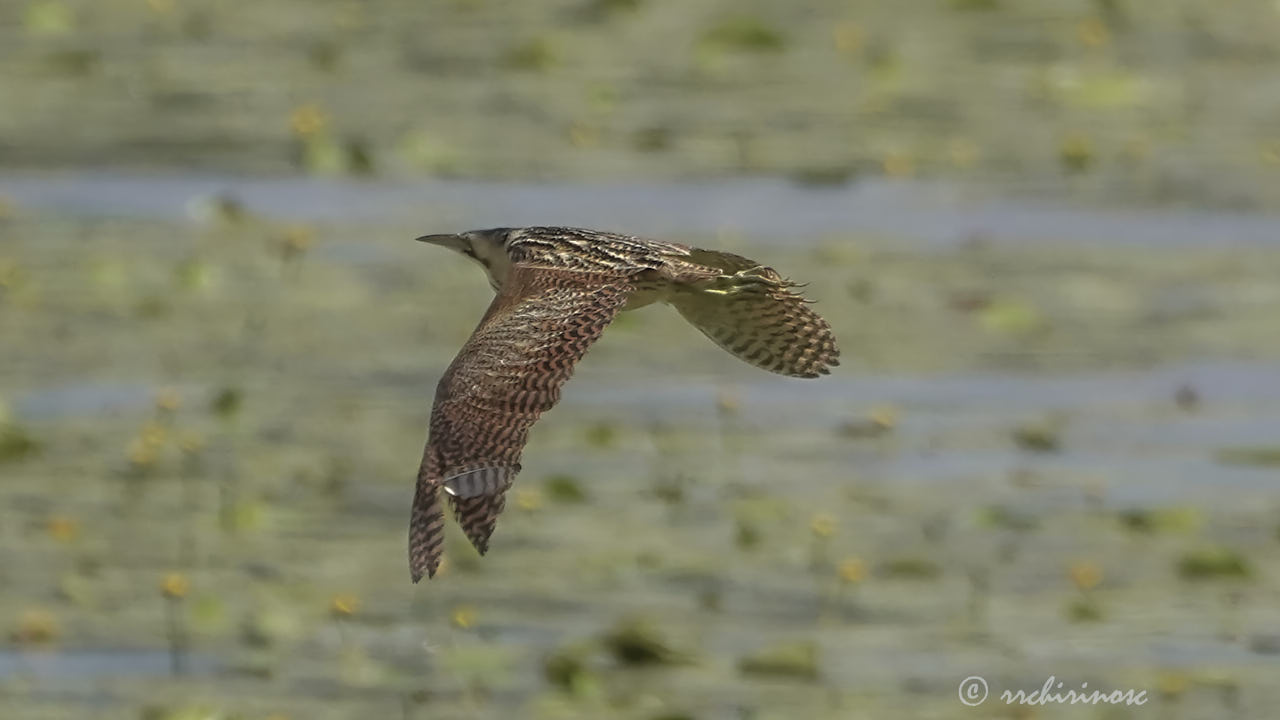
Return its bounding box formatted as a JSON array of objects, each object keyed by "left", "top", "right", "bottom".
[{"left": 462, "top": 247, "right": 477, "bottom": 258}]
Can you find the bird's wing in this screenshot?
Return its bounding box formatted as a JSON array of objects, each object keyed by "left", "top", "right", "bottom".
[
  {"left": 670, "top": 251, "right": 840, "bottom": 379},
  {"left": 409, "top": 265, "right": 631, "bottom": 581}
]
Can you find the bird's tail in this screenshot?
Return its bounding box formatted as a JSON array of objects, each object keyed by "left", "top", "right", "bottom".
[
  {"left": 409, "top": 463, "right": 446, "bottom": 583},
  {"left": 448, "top": 492, "right": 507, "bottom": 556}
]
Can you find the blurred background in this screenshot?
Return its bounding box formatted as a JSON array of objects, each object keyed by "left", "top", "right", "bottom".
[{"left": 2, "top": 0, "right": 1280, "bottom": 718}]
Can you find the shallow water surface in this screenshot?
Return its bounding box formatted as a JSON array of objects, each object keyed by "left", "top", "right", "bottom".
[
  {"left": 4, "top": 172, "right": 1280, "bottom": 248},
  {"left": 1, "top": 175, "right": 1279, "bottom": 720}
]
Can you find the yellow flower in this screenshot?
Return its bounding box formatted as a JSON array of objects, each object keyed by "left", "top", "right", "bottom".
[
  {"left": 290, "top": 104, "right": 328, "bottom": 138},
  {"left": 809, "top": 513, "right": 836, "bottom": 539},
  {"left": 12, "top": 608, "right": 59, "bottom": 644},
  {"left": 155, "top": 387, "right": 182, "bottom": 412},
  {"left": 716, "top": 389, "right": 740, "bottom": 415},
  {"left": 330, "top": 593, "right": 359, "bottom": 618},
  {"left": 280, "top": 225, "right": 314, "bottom": 254},
  {"left": 451, "top": 605, "right": 477, "bottom": 629},
  {"left": 128, "top": 439, "right": 159, "bottom": 467},
  {"left": 832, "top": 23, "right": 863, "bottom": 54},
  {"left": 868, "top": 405, "right": 898, "bottom": 431},
  {"left": 129, "top": 421, "right": 168, "bottom": 466},
  {"left": 46, "top": 515, "right": 79, "bottom": 544},
  {"left": 568, "top": 122, "right": 599, "bottom": 148},
  {"left": 1059, "top": 133, "right": 1093, "bottom": 172},
  {"left": 140, "top": 421, "right": 168, "bottom": 448},
  {"left": 838, "top": 557, "right": 867, "bottom": 584},
  {"left": 1156, "top": 671, "right": 1188, "bottom": 698},
  {"left": 882, "top": 152, "right": 914, "bottom": 178},
  {"left": 1068, "top": 561, "right": 1102, "bottom": 592},
  {"left": 1077, "top": 18, "right": 1109, "bottom": 47},
  {"left": 160, "top": 572, "right": 190, "bottom": 600}
]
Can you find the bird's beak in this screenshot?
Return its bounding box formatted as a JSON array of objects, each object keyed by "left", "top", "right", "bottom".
[{"left": 415, "top": 233, "right": 467, "bottom": 250}]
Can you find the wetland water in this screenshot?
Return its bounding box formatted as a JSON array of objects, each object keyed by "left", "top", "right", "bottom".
[
  {"left": 6, "top": 0, "right": 1280, "bottom": 714},
  {"left": 2, "top": 173, "right": 1279, "bottom": 719},
  {"left": 5, "top": 172, "right": 1280, "bottom": 247}
]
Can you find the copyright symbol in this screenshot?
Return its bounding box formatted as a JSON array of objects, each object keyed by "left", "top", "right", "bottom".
[{"left": 958, "top": 675, "right": 988, "bottom": 706}]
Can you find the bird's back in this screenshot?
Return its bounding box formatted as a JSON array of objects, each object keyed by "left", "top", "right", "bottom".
[{"left": 506, "top": 226, "right": 690, "bottom": 274}]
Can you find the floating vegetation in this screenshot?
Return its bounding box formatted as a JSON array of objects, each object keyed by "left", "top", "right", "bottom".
[
  {"left": 837, "top": 405, "right": 897, "bottom": 439},
  {"left": 1249, "top": 634, "right": 1280, "bottom": 655},
  {"left": 45, "top": 514, "right": 79, "bottom": 544},
  {"left": 1068, "top": 561, "right": 1103, "bottom": 592},
  {"left": 650, "top": 474, "right": 687, "bottom": 505},
  {"left": 1065, "top": 561, "right": 1105, "bottom": 621},
  {"left": 600, "top": 617, "right": 691, "bottom": 667},
  {"left": 737, "top": 640, "right": 818, "bottom": 680},
  {"left": 581, "top": 0, "right": 644, "bottom": 20},
  {"left": 734, "top": 516, "right": 762, "bottom": 550},
  {"left": 10, "top": 608, "right": 59, "bottom": 645},
  {"left": 879, "top": 556, "right": 942, "bottom": 580},
  {"left": 978, "top": 298, "right": 1045, "bottom": 336},
  {"left": 1174, "top": 384, "right": 1200, "bottom": 411},
  {"left": 160, "top": 573, "right": 191, "bottom": 675},
  {"left": 210, "top": 387, "right": 243, "bottom": 419},
  {"left": 544, "top": 473, "right": 588, "bottom": 503},
  {"left": 24, "top": 0, "right": 75, "bottom": 36},
  {"left": 45, "top": 48, "right": 100, "bottom": 75},
  {"left": 240, "top": 599, "right": 307, "bottom": 651},
  {"left": 582, "top": 421, "right": 618, "bottom": 448},
  {"left": 699, "top": 17, "right": 787, "bottom": 54},
  {"left": 135, "top": 294, "right": 172, "bottom": 320},
  {"left": 1065, "top": 597, "right": 1104, "bottom": 622},
  {"left": 949, "top": 0, "right": 1000, "bottom": 11},
  {"left": 808, "top": 512, "right": 836, "bottom": 568},
  {"left": 515, "top": 487, "right": 543, "bottom": 511},
  {"left": 790, "top": 166, "right": 858, "bottom": 188},
  {"left": 306, "top": 40, "right": 342, "bottom": 72},
  {"left": 543, "top": 641, "right": 597, "bottom": 693},
  {"left": 838, "top": 556, "right": 868, "bottom": 585},
  {"left": 173, "top": 257, "right": 215, "bottom": 292},
  {"left": 436, "top": 643, "right": 516, "bottom": 693},
  {"left": 977, "top": 505, "right": 1040, "bottom": 532},
  {"left": 1059, "top": 133, "right": 1094, "bottom": 173},
  {"left": 1011, "top": 419, "right": 1062, "bottom": 453},
  {"left": 503, "top": 37, "right": 559, "bottom": 71},
  {"left": 399, "top": 129, "right": 461, "bottom": 174},
  {"left": 0, "top": 423, "right": 40, "bottom": 463},
  {"left": 632, "top": 126, "right": 672, "bottom": 153},
  {"left": 1214, "top": 446, "right": 1280, "bottom": 467},
  {"left": 1117, "top": 507, "right": 1203, "bottom": 534},
  {"left": 1177, "top": 548, "right": 1252, "bottom": 581}
]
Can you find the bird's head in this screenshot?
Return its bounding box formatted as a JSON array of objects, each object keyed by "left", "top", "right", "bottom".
[{"left": 416, "top": 228, "right": 514, "bottom": 290}]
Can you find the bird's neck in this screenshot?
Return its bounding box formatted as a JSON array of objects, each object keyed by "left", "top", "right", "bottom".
[{"left": 472, "top": 244, "right": 513, "bottom": 291}]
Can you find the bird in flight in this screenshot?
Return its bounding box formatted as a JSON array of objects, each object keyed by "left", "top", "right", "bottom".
[{"left": 409, "top": 226, "right": 839, "bottom": 581}]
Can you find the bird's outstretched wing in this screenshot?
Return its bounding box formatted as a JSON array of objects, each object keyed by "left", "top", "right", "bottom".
[
  {"left": 670, "top": 250, "right": 840, "bottom": 379},
  {"left": 409, "top": 265, "right": 631, "bottom": 581}
]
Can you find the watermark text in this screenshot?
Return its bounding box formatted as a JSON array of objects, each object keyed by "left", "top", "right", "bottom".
[{"left": 959, "top": 675, "right": 1148, "bottom": 707}]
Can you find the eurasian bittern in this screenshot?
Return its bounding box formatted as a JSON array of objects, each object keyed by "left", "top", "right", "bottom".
[{"left": 409, "top": 226, "right": 839, "bottom": 581}]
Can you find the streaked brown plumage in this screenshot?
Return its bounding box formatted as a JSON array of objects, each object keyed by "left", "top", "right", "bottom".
[{"left": 409, "top": 226, "right": 839, "bottom": 581}]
